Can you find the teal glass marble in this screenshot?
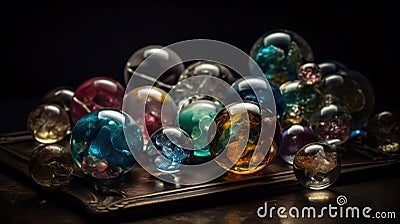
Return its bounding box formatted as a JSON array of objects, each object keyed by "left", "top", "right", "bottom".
[
  {"left": 279, "top": 80, "right": 323, "bottom": 130},
  {"left": 146, "top": 126, "right": 193, "bottom": 173},
  {"left": 28, "top": 144, "right": 74, "bottom": 188},
  {"left": 177, "top": 97, "right": 223, "bottom": 164},
  {"left": 70, "top": 109, "right": 143, "bottom": 179},
  {"left": 249, "top": 29, "right": 314, "bottom": 86},
  {"left": 230, "top": 76, "right": 284, "bottom": 121},
  {"left": 309, "top": 104, "right": 353, "bottom": 143}
]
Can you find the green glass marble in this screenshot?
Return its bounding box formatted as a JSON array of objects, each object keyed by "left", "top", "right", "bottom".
[
  {"left": 280, "top": 80, "right": 323, "bottom": 130},
  {"left": 178, "top": 97, "right": 223, "bottom": 164}
]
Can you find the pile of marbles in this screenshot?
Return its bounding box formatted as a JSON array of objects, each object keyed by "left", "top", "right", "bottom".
[{"left": 26, "top": 29, "right": 399, "bottom": 190}]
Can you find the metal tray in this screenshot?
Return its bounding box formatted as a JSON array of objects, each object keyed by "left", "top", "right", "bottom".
[{"left": 1, "top": 131, "right": 399, "bottom": 220}]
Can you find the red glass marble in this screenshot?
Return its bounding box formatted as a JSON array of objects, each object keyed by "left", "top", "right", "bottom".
[{"left": 70, "top": 77, "right": 125, "bottom": 124}]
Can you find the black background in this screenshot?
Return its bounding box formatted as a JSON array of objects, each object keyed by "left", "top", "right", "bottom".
[{"left": 2, "top": 0, "right": 395, "bottom": 132}]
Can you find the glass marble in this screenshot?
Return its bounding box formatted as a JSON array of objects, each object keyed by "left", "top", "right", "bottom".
[
  {"left": 146, "top": 126, "right": 193, "bottom": 173},
  {"left": 293, "top": 142, "right": 341, "bottom": 190},
  {"left": 279, "top": 80, "right": 323, "bottom": 130},
  {"left": 249, "top": 29, "right": 314, "bottom": 86},
  {"left": 177, "top": 96, "right": 223, "bottom": 164},
  {"left": 124, "top": 45, "right": 185, "bottom": 89},
  {"left": 178, "top": 60, "right": 237, "bottom": 85},
  {"left": 279, "top": 125, "right": 318, "bottom": 165},
  {"left": 298, "top": 63, "right": 322, "bottom": 85},
  {"left": 28, "top": 144, "right": 74, "bottom": 188},
  {"left": 70, "top": 109, "right": 143, "bottom": 179},
  {"left": 209, "top": 101, "right": 280, "bottom": 174},
  {"left": 70, "top": 77, "right": 125, "bottom": 124},
  {"left": 367, "top": 110, "right": 400, "bottom": 153},
  {"left": 27, "top": 103, "right": 71, "bottom": 144},
  {"left": 318, "top": 60, "right": 374, "bottom": 132},
  {"left": 230, "top": 76, "right": 284, "bottom": 121},
  {"left": 123, "top": 85, "right": 178, "bottom": 143},
  {"left": 42, "top": 86, "right": 75, "bottom": 112},
  {"left": 309, "top": 104, "right": 353, "bottom": 143}
]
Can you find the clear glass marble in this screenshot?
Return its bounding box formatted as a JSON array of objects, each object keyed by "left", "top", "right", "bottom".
[
  {"left": 70, "top": 109, "right": 143, "bottom": 179},
  {"left": 178, "top": 60, "right": 237, "bottom": 85},
  {"left": 27, "top": 103, "right": 71, "bottom": 144},
  {"left": 124, "top": 45, "right": 185, "bottom": 90},
  {"left": 249, "top": 29, "right": 314, "bottom": 86},
  {"left": 293, "top": 142, "right": 341, "bottom": 190},
  {"left": 367, "top": 110, "right": 399, "bottom": 153},
  {"left": 28, "top": 144, "right": 74, "bottom": 188}
]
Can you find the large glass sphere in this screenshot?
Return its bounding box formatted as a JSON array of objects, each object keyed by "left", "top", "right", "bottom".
[
  {"left": 209, "top": 101, "right": 279, "bottom": 174},
  {"left": 70, "top": 109, "right": 143, "bottom": 179},
  {"left": 249, "top": 29, "right": 314, "bottom": 86}
]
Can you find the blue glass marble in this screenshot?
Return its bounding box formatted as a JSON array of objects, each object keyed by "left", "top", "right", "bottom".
[
  {"left": 70, "top": 109, "right": 143, "bottom": 179},
  {"left": 146, "top": 126, "right": 193, "bottom": 173},
  {"left": 250, "top": 29, "right": 314, "bottom": 86},
  {"left": 231, "top": 76, "right": 284, "bottom": 121}
]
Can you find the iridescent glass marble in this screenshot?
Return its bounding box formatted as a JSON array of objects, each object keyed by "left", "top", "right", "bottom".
[
  {"left": 70, "top": 77, "right": 125, "bottom": 124},
  {"left": 177, "top": 97, "right": 223, "bottom": 164},
  {"left": 209, "top": 102, "right": 280, "bottom": 174},
  {"left": 279, "top": 80, "right": 323, "bottom": 130},
  {"left": 279, "top": 125, "right": 318, "bottom": 165},
  {"left": 146, "top": 126, "right": 193, "bottom": 173},
  {"left": 27, "top": 103, "right": 70, "bottom": 144},
  {"left": 124, "top": 45, "right": 185, "bottom": 89},
  {"left": 28, "top": 144, "right": 74, "bottom": 188},
  {"left": 309, "top": 104, "right": 353, "bottom": 143},
  {"left": 293, "top": 142, "right": 341, "bottom": 190},
  {"left": 367, "top": 110, "right": 400, "bottom": 153},
  {"left": 123, "top": 85, "right": 177, "bottom": 143},
  {"left": 70, "top": 109, "right": 143, "bottom": 179},
  {"left": 249, "top": 29, "right": 314, "bottom": 86},
  {"left": 178, "top": 60, "right": 237, "bottom": 84}
]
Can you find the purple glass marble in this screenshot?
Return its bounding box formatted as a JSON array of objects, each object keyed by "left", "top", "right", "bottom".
[{"left": 279, "top": 124, "right": 318, "bottom": 164}]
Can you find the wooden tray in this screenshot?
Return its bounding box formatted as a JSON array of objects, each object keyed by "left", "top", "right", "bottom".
[{"left": 1, "top": 131, "right": 399, "bottom": 220}]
